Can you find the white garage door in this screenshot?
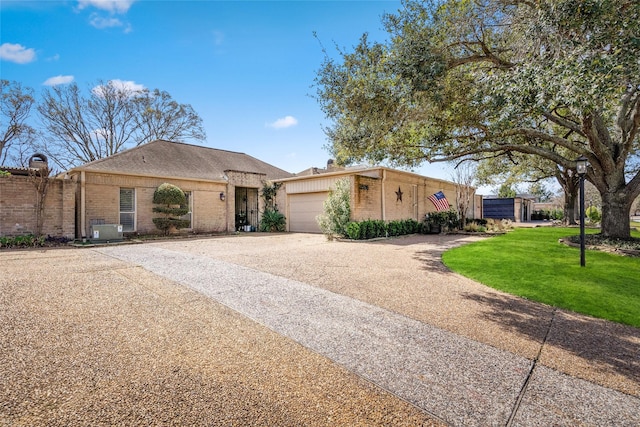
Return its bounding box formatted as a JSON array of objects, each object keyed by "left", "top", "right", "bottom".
[{"left": 289, "top": 192, "right": 328, "bottom": 233}]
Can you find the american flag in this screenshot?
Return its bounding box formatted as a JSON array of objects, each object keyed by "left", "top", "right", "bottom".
[{"left": 428, "top": 191, "right": 450, "bottom": 211}]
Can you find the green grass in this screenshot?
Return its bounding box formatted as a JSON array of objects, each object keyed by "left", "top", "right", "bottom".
[{"left": 442, "top": 227, "right": 640, "bottom": 328}]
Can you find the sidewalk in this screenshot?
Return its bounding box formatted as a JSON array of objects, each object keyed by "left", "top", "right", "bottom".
[{"left": 98, "top": 243, "right": 640, "bottom": 426}]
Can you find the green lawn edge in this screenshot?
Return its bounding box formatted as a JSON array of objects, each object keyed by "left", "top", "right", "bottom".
[{"left": 442, "top": 227, "right": 640, "bottom": 328}]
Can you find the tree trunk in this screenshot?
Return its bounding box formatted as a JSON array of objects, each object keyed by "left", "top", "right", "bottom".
[
  {"left": 600, "top": 191, "right": 631, "bottom": 238},
  {"left": 559, "top": 174, "right": 579, "bottom": 225},
  {"left": 564, "top": 191, "right": 577, "bottom": 225}
]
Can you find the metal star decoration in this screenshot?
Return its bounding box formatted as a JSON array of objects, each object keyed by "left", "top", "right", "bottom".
[{"left": 396, "top": 186, "right": 403, "bottom": 202}]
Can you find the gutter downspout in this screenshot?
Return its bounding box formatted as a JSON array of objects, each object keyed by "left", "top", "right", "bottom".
[
  {"left": 80, "top": 170, "right": 86, "bottom": 241},
  {"left": 381, "top": 169, "right": 386, "bottom": 221}
]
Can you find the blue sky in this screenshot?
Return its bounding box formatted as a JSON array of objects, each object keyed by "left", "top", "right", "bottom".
[{"left": 1, "top": 0, "right": 455, "bottom": 182}]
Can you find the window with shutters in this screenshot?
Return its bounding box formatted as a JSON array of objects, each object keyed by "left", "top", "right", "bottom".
[{"left": 119, "top": 188, "right": 136, "bottom": 231}]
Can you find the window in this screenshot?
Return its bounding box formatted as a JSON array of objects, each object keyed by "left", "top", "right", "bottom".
[
  {"left": 119, "top": 188, "right": 135, "bottom": 231},
  {"left": 181, "top": 191, "right": 192, "bottom": 229}
]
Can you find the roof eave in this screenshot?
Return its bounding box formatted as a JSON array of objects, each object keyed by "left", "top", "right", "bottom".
[{"left": 71, "top": 168, "right": 228, "bottom": 184}]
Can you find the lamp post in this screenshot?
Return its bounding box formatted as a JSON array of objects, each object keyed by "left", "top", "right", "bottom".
[{"left": 576, "top": 156, "right": 588, "bottom": 267}]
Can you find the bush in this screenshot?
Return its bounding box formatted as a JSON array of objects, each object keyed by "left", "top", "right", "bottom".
[
  {"left": 346, "top": 221, "right": 360, "bottom": 240},
  {"left": 152, "top": 183, "right": 189, "bottom": 235},
  {"left": 153, "top": 183, "right": 186, "bottom": 205},
  {"left": 0, "top": 234, "right": 71, "bottom": 249},
  {"left": 317, "top": 178, "right": 351, "bottom": 239},
  {"left": 586, "top": 206, "right": 601, "bottom": 223},
  {"left": 342, "top": 218, "right": 422, "bottom": 240},
  {"left": 424, "top": 210, "right": 459, "bottom": 233},
  {"left": 259, "top": 208, "right": 286, "bottom": 232},
  {"left": 0, "top": 234, "right": 44, "bottom": 248}
]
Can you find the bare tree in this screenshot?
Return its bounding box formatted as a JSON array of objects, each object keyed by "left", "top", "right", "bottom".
[
  {"left": 134, "top": 89, "right": 206, "bottom": 145},
  {"left": 452, "top": 162, "right": 475, "bottom": 229},
  {"left": 38, "top": 80, "right": 206, "bottom": 169},
  {"left": 0, "top": 80, "right": 36, "bottom": 165},
  {"left": 28, "top": 161, "right": 53, "bottom": 236}
]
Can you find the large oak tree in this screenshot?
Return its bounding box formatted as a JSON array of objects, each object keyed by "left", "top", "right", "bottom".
[{"left": 316, "top": 0, "right": 640, "bottom": 238}]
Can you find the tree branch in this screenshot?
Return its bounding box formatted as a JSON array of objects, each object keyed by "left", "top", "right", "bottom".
[{"left": 542, "top": 111, "right": 585, "bottom": 137}]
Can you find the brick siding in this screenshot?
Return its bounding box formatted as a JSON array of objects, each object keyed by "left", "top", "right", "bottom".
[
  {"left": 79, "top": 172, "right": 230, "bottom": 236},
  {"left": 0, "top": 175, "right": 76, "bottom": 238}
]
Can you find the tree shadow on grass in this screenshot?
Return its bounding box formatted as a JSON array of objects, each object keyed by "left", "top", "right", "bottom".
[{"left": 461, "top": 292, "right": 640, "bottom": 386}]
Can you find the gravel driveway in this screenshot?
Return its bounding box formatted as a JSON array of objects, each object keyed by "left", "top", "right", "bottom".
[{"left": 1, "top": 233, "right": 638, "bottom": 426}]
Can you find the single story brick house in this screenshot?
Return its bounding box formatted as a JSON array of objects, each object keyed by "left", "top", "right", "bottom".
[
  {"left": 68, "top": 139, "right": 292, "bottom": 238},
  {"left": 275, "top": 162, "right": 478, "bottom": 233},
  {"left": 1, "top": 141, "right": 478, "bottom": 238}
]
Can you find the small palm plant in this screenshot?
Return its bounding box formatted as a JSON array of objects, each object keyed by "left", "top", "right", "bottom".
[{"left": 260, "top": 182, "right": 286, "bottom": 232}]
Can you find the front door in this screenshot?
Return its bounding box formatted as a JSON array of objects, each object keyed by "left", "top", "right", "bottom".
[{"left": 235, "top": 187, "right": 259, "bottom": 231}]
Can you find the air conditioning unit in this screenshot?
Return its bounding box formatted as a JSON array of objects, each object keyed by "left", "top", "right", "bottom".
[{"left": 90, "top": 224, "right": 124, "bottom": 242}]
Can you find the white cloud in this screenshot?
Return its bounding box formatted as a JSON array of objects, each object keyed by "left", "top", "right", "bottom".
[
  {"left": 0, "top": 42, "right": 36, "bottom": 64},
  {"left": 92, "top": 79, "right": 146, "bottom": 97},
  {"left": 109, "top": 79, "right": 145, "bottom": 92},
  {"left": 268, "top": 115, "right": 298, "bottom": 129},
  {"left": 89, "top": 14, "right": 123, "bottom": 29},
  {"left": 43, "top": 75, "right": 75, "bottom": 86},
  {"left": 77, "top": 0, "right": 135, "bottom": 14}
]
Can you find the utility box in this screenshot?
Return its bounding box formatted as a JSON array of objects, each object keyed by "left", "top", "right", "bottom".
[{"left": 90, "top": 224, "right": 124, "bottom": 242}]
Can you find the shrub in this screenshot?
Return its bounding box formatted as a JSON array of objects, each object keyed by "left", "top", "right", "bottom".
[
  {"left": 402, "top": 218, "right": 420, "bottom": 234},
  {"left": 464, "top": 222, "right": 479, "bottom": 232},
  {"left": 317, "top": 178, "right": 351, "bottom": 240},
  {"left": 0, "top": 234, "right": 46, "bottom": 248},
  {"left": 342, "top": 218, "right": 422, "bottom": 240},
  {"left": 373, "top": 220, "right": 387, "bottom": 238},
  {"left": 551, "top": 209, "right": 564, "bottom": 220},
  {"left": 346, "top": 221, "right": 360, "bottom": 240},
  {"left": 152, "top": 183, "right": 189, "bottom": 235},
  {"left": 586, "top": 206, "right": 601, "bottom": 223},
  {"left": 425, "top": 210, "right": 459, "bottom": 233},
  {"left": 259, "top": 208, "right": 286, "bottom": 232}
]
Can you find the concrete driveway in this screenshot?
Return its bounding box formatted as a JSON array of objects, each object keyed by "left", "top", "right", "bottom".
[{"left": 1, "top": 233, "right": 638, "bottom": 426}]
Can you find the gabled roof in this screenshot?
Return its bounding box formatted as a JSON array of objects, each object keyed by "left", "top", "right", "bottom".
[{"left": 72, "top": 140, "right": 292, "bottom": 181}]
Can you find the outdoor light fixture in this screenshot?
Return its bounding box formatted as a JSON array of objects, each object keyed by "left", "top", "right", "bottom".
[
  {"left": 576, "top": 156, "right": 588, "bottom": 176},
  {"left": 219, "top": 192, "right": 225, "bottom": 201},
  {"left": 576, "top": 155, "right": 588, "bottom": 267}
]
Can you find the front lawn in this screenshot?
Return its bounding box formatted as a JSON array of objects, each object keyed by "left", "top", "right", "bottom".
[{"left": 442, "top": 227, "right": 640, "bottom": 328}]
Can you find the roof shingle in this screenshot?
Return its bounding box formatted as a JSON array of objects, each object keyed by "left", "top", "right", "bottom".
[{"left": 73, "top": 140, "right": 292, "bottom": 181}]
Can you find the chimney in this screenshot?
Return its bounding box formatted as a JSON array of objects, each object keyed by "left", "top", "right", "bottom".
[
  {"left": 29, "top": 153, "right": 48, "bottom": 170},
  {"left": 327, "top": 159, "right": 335, "bottom": 170}
]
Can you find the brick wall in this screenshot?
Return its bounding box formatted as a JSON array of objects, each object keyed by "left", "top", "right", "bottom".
[
  {"left": 0, "top": 175, "right": 76, "bottom": 238},
  {"left": 80, "top": 172, "right": 230, "bottom": 236},
  {"left": 352, "top": 175, "right": 382, "bottom": 221}
]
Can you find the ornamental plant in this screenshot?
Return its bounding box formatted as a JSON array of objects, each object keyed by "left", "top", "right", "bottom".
[
  {"left": 152, "top": 183, "right": 189, "bottom": 234},
  {"left": 424, "top": 210, "right": 459, "bottom": 233},
  {"left": 317, "top": 178, "right": 351, "bottom": 240},
  {"left": 259, "top": 182, "right": 286, "bottom": 232},
  {"left": 586, "top": 206, "right": 601, "bottom": 224}
]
